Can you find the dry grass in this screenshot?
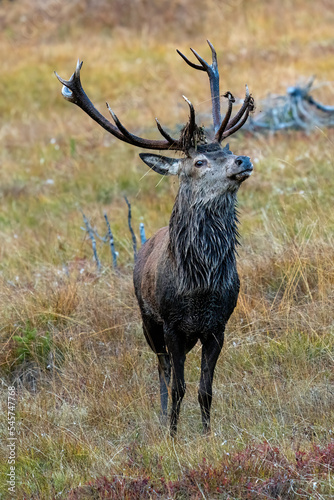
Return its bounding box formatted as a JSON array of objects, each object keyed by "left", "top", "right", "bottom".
[{"left": 0, "top": 0, "right": 334, "bottom": 498}]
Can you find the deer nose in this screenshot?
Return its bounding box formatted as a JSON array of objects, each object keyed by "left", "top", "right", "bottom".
[{"left": 235, "top": 156, "right": 253, "bottom": 171}]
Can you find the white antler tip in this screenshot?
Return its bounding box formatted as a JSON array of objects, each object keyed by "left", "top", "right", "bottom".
[
  {"left": 61, "top": 86, "right": 73, "bottom": 99},
  {"left": 75, "top": 60, "right": 83, "bottom": 76},
  {"left": 106, "top": 103, "right": 117, "bottom": 121}
]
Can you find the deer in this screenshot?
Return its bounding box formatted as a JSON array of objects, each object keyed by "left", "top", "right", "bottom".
[{"left": 56, "top": 40, "right": 254, "bottom": 436}]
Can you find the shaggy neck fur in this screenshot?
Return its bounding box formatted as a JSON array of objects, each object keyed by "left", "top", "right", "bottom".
[{"left": 168, "top": 184, "right": 239, "bottom": 295}]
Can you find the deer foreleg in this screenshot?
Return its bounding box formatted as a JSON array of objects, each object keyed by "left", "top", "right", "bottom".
[
  {"left": 165, "top": 330, "right": 186, "bottom": 437},
  {"left": 199, "top": 334, "right": 224, "bottom": 434}
]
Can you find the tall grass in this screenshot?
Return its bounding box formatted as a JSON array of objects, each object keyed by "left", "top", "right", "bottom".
[{"left": 0, "top": 0, "right": 333, "bottom": 498}]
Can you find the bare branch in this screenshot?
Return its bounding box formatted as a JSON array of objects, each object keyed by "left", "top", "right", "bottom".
[
  {"left": 104, "top": 213, "right": 118, "bottom": 269},
  {"left": 124, "top": 197, "right": 137, "bottom": 261},
  {"left": 81, "top": 212, "right": 101, "bottom": 272},
  {"left": 139, "top": 223, "right": 146, "bottom": 245}
]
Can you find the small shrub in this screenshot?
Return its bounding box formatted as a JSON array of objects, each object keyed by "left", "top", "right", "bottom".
[{"left": 12, "top": 323, "right": 51, "bottom": 367}]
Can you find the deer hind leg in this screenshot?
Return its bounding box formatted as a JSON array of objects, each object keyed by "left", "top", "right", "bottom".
[
  {"left": 164, "top": 328, "right": 186, "bottom": 437},
  {"left": 199, "top": 334, "right": 224, "bottom": 434},
  {"left": 141, "top": 318, "right": 170, "bottom": 425},
  {"left": 157, "top": 353, "right": 171, "bottom": 426}
]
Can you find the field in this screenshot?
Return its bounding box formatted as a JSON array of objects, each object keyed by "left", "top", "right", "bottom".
[{"left": 0, "top": 0, "right": 334, "bottom": 498}]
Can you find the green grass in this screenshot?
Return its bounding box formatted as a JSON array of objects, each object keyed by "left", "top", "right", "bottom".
[{"left": 0, "top": 0, "right": 334, "bottom": 498}]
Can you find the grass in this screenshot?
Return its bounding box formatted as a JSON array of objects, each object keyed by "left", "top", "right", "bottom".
[{"left": 0, "top": 0, "right": 334, "bottom": 498}]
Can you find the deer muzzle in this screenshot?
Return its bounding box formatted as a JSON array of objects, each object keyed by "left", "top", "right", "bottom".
[{"left": 229, "top": 156, "right": 253, "bottom": 182}]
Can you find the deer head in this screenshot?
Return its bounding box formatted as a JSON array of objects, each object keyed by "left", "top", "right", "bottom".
[{"left": 140, "top": 141, "right": 253, "bottom": 204}]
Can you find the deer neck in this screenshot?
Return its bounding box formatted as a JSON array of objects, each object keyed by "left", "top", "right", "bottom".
[{"left": 168, "top": 184, "right": 239, "bottom": 295}]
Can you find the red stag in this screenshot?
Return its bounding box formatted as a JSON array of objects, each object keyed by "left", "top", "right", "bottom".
[{"left": 56, "top": 41, "right": 254, "bottom": 436}]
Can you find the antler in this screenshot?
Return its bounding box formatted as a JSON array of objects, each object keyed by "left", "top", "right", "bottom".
[
  {"left": 55, "top": 60, "right": 195, "bottom": 151},
  {"left": 177, "top": 40, "right": 254, "bottom": 143},
  {"left": 177, "top": 40, "right": 221, "bottom": 134},
  {"left": 216, "top": 85, "right": 254, "bottom": 142},
  {"left": 56, "top": 45, "right": 254, "bottom": 152}
]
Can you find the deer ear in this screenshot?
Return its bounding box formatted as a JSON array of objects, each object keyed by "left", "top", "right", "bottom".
[
  {"left": 222, "top": 143, "right": 233, "bottom": 155},
  {"left": 139, "top": 153, "right": 181, "bottom": 176}
]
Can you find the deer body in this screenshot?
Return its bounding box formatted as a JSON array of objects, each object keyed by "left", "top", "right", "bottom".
[
  {"left": 134, "top": 143, "right": 251, "bottom": 434},
  {"left": 56, "top": 41, "right": 254, "bottom": 436}
]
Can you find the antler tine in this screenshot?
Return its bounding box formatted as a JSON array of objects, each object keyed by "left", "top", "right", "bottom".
[
  {"left": 182, "top": 95, "right": 196, "bottom": 136},
  {"left": 106, "top": 105, "right": 142, "bottom": 146},
  {"left": 177, "top": 40, "right": 221, "bottom": 134},
  {"left": 206, "top": 40, "right": 218, "bottom": 65},
  {"left": 214, "top": 92, "right": 235, "bottom": 142},
  {"left": 189, "top": 41, "right": 218, "bottom": 73},
  {"left": 221, "top": 94, "right": 254, "bottom": 140},
  {"left": 176, "top": 49, "right": 204, "bottom": 71},
  {"left": 225, "top": 85, "right": 252, "bottom": 131},
  {"left": 212, "top": 86, "right": 254, "bottom": 143},
  {"left": 221, "top": 108, "right": 250, "bottom": 140},
  {"left": 106, "top": 104, "right": 183, "bottom": 150},
  {"left": 55, "top": 60, "right": 185, "bottom": 151},
  {"left": 55, "top": 59, "right": 84, "bottom": 103},
  {"left": 155, "top": 118, "right": 178, "bottom": 144}
]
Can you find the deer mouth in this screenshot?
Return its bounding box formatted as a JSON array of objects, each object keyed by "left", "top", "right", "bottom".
[{"left": 229, "top": 168, "right": 253, "bottom": 182}]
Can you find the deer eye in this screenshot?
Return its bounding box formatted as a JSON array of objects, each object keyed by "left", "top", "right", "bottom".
[{"left": 194, "top": 159, "right": 207, "bottom": 168}]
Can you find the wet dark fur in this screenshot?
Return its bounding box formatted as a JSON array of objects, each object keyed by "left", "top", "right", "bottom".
[{"left": 169, "top": 185, "right": 239, "bottom": 295}]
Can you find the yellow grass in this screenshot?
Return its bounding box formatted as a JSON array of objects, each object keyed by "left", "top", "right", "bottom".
[{"left": 0, "top": 0, "right": 333, "bottom": 498}]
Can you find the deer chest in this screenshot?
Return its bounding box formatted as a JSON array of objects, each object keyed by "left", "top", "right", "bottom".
[{"left": 160, "top": 283, "right": 239, "bottom": 343}]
